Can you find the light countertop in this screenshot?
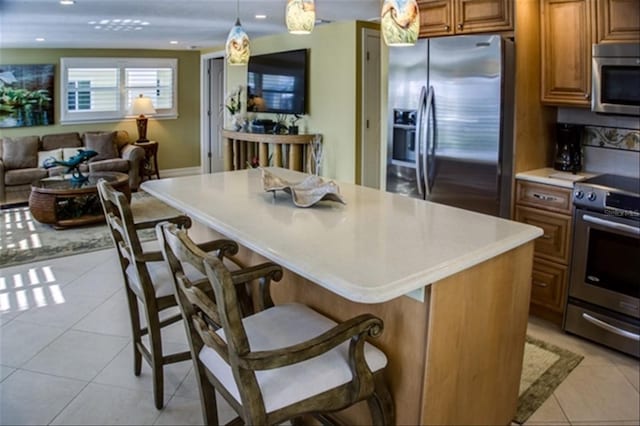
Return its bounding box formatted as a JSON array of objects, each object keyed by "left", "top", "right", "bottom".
[
  {"left": 142, "top": 168, "right": 542, "bottom": 303},
  {"left": 516, "top": 167, "right": 598, "bottom": 188}
]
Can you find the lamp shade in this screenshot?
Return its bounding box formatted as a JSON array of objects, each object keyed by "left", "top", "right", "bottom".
[
  {"left": 381, "top": 0, "right": 420, "bottom": 47},
  {"left": 226, "top": 18, "right": 251, "bottom": 65},
  {"left": 130, "top": 94, "right": 156, "bottom": 116},
  {"left": 286, "top": 0, "right": 315, "bottom": 35}
]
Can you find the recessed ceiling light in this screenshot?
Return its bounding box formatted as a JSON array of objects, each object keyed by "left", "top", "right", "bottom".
[
  {"left": 60, "top": 0, "right": 75, "bottom": 5},
  {"left": 90, "top": 18, "right": 151, "bottom": 31},
  {"left": 170, "top": 41, "right": 179, "bottom": 44},
  {"left": 255, "top": 14, "right": 267, "bottom": 19},
  {"left": 35, "top": 37, "right": 45, "bottom": 42}
]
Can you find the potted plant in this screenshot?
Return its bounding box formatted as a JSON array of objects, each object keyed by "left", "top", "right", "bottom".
[{"left": 225, "top": 86, "right": 243, "bottom": 130}]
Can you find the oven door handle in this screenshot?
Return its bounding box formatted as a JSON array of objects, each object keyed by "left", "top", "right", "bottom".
[
  {"left": 582, "top": 313, "right": 640, "bottom": 341},
  {"left": 582, "top": 214, "right": 640, "bottom": 236}
]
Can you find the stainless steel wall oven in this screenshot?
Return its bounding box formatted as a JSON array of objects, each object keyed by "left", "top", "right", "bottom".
[{"left": 564, "top": 174, "right": 640, "bottom": 357}]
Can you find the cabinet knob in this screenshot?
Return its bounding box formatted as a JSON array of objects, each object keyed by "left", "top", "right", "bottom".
[
  {"left": 457, "top": 23, "right": 463, "bottom": 30},
  {"left": 444, "top": 25, "right": 450, "bottom": 31},
  {"left": 584, "top": 93, "right": 590, "bottom": 99}
]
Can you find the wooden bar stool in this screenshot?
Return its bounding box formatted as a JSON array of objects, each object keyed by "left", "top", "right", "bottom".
[{"left": 157, "top": 222, "right": 395, "bottom": 426}]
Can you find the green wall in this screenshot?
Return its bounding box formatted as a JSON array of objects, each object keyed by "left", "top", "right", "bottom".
[
  {"left": 221, "top": 21, "right": 360, "bottom": 182},
  {"left": 0, "top": 49, "right": 201, "bottom": 171}
]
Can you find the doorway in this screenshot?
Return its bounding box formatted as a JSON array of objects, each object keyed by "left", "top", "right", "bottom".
[
  {"left": 360, "top": 27, "right": 381, "bottom": 189},
  {"left": 201, "top": 54, "right": 225, "bottom": 174}
]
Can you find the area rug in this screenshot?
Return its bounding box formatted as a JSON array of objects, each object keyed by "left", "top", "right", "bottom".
[
  {"left": 0, "top": 191, "right": 175, "bottom": 268},
  {"left": 515, "top": 335, "right": 584, "bottom": 424}
]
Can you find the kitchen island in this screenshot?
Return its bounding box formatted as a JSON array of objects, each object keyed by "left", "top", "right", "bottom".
[{"left": 141, "top": 168, "right": 542, "bottom": 425}]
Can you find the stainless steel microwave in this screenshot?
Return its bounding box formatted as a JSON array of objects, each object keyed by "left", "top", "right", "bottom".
[{"left": 591, "top": 43, "right": 640, "bottom": 116}]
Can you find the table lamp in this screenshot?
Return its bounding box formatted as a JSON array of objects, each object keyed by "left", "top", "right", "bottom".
[{"left": 130, "top": 94, "right": 156, "bottom": 142}]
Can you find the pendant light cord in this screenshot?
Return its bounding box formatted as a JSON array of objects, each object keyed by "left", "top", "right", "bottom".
[{"left": 236, "top": 0, "right": 239, "bottom": 20}]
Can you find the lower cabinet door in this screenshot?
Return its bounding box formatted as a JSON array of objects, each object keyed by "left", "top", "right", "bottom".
[
  {"left": 515, "top": 205, "right": 572, "bottom": 264},
  {"left": 531, "top": 257, "right": 568, "bottom": 312}
]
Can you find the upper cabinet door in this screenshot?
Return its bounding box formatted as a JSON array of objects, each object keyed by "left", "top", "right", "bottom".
[
  {"left": 417, "top": 0, "right": 513, "bottom": 38},
  {"left": 454, "top": 0, "right": 513, "bottom": 33},
  {"left": 596, "top": 0, "right": 640, "bottom": 42},
  {"left": 541, "top": 0, "right": 596, "bottom": 107},
  {"left": 418, "top": 0, "right": 454, "bottom": 38}
]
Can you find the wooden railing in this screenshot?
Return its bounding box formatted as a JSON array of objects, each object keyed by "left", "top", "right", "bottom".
[{"left": 222, "top": 130, "right": 320, "bottom": 172}]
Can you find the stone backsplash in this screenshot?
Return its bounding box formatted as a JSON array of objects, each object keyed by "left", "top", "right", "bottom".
[
  {"left": 583, "top": 126, "right": 640, "bottom": 152},
  {"left": 557, "top": 108, "right": 640, "bottom": 178}
]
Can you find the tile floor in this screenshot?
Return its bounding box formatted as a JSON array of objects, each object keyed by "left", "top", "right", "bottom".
[{"left": 1, "top": 236, "right": 639, "bottom": 425}]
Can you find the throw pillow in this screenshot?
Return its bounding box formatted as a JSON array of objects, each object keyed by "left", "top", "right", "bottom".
[
  {"left": 83, "top": 132, "right": 118, "bottom": 162},
  {"left": 1, "top": 136, "right": 39, "bottom": 170},
  {"left": 86, "top": 130, "right": 130, "bottom": 150},
  {"left": 62, "top": 147, "right": 84, "bottom": 161},
  {"left": 41, "top": 132, "right": 82, "bottom": 151},
  {"left": 37, "top": 148, "right": 63, "bottom": 167}
]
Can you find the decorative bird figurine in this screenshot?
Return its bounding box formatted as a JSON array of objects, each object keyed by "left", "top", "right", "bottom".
[{"left": 43, "top": 149, "right": 98, "bottom": 183}]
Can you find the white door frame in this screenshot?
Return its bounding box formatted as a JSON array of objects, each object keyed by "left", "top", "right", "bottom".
[{"left": 200, "top": 50, "right": 226, "bottom": 174}]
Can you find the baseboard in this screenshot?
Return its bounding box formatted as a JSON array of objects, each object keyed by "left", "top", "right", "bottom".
[{"left": 158, "top": 166, "right": 202, "bottom": 178}]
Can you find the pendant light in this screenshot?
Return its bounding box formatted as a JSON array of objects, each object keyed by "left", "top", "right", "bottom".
[
  {"left": 226, "top": 0, "right": 250, "bottom": 65},
  {"left": 286, "top": 0, "right": 315, "bottom": 35},
  {"left": 381, "top": 0, "right": 420, "bottom": 47}
]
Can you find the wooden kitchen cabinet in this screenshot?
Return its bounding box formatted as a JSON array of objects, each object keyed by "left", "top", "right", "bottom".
[
  {"left": 540, "top": 0, "right": 596, "bottom": 107},
  {"left": 540, "top": 0, "right": 639, "bottom": 107},
  {"left": 417, "top": 0, "right": 513, "bottom": 38},
  {"left": 515, "top": 180, "right": 574, "bottom": 325},
  {"left": 596, "top": 0, "right": 640, "bottom": 42}
]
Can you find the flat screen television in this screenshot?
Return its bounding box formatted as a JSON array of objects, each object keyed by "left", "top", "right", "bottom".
[{"left": 247, "top": 49, "right": 308, "bottom": 115}]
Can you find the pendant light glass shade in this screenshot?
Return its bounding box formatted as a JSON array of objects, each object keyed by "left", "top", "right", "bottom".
[
  {"left": 226, "top": 0, "right": 250, "bottom": 65},
  {"left": 286, "top": 0, "right": 315, "bottom": 34},
  {"left": 381, "top": 0, "right": 420, "bottom": 47}
]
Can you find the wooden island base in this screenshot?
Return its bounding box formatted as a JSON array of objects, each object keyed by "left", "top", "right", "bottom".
[{"left": 224, "top": 235, "right": 534, "bottom": 426}]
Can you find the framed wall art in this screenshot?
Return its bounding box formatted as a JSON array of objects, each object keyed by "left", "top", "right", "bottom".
[{"left": 0, "top": 64, "right": 55, "bottom": 128}]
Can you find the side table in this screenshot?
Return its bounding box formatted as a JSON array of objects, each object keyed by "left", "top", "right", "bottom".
[{"left": 134, "top": 141, "right": 160, "bottom": 181}]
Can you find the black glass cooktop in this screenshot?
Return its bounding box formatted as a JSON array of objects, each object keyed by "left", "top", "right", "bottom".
[{"left": 582, "top": 174, "right": 640, "bottom": 196}]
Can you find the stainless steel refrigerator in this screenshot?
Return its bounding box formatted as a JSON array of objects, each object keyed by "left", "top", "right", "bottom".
[{"left": 386, "top": 34, "right": 514, "bottom": 218}]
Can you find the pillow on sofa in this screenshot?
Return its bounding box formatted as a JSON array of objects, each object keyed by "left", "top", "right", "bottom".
[
  {"left": 83, "top": 131, "right": 118, "bottom": 162},
  {"left": 41, "top": 132, "right": 82, "bottom": 151},
  {"left": 1, "top": 136, "right": 39, "bottom": 170},
  {"left": 86, "top": 130, "right": 130, "bottom": 150},
  {"left": 37, "top": 148, "right": 63, "bottom": 167},
  {"left": 62, "top": 147, "right": 84, "bottom": 161}
]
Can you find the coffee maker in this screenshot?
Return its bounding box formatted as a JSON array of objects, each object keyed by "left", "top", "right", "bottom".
[{"left": 554, "top": 123, "right": 583, "bottom": 173}]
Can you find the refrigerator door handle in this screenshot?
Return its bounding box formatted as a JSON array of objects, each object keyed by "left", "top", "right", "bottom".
[
  {"left": 415, "top": 86, "right": 428, "bottom": 197},
  {"left": 423, "top": 86, "right": 434, "bottom": 196}
]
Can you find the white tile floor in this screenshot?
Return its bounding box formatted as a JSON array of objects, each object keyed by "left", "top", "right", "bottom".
[{"left": 1, "top": 244, "right": 639, "bottom": 425}]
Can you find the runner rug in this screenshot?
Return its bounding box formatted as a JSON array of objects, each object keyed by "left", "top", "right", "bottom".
[{"left": 515, "top": 335, "right": 584, "bottom": 423}]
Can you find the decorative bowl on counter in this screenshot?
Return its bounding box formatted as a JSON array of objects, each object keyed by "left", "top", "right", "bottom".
[{"left": 261, "top": 168, "right": 346, "bottom": 208}]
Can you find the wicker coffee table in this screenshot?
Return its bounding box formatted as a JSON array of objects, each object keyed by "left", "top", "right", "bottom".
[{"left": 29, "top": 172, "right": 130, "bottom": 229}]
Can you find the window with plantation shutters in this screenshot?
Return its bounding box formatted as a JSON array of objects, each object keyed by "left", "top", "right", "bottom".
[{"left": 60, "top": 58, "right": 177, "bottom": 124}]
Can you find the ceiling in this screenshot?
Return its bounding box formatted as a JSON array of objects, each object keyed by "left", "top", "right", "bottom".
[{"left": 0, "top": 0, "right": 382, "bottom": 51}]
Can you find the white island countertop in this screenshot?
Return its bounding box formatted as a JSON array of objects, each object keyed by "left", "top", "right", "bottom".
[{"left": 142, "top": 168, "right": 542, "bottom": 303}]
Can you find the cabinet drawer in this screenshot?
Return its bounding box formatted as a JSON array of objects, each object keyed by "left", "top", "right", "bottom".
[
  {"left": 516, "top": 180, "right": 573, "bottom": 214},
  {"left": 515, "top": 206, "right": 572, "bottom": 264},
  {"left": 531, "top": 257, "right": 568, "bottom": 312}
]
